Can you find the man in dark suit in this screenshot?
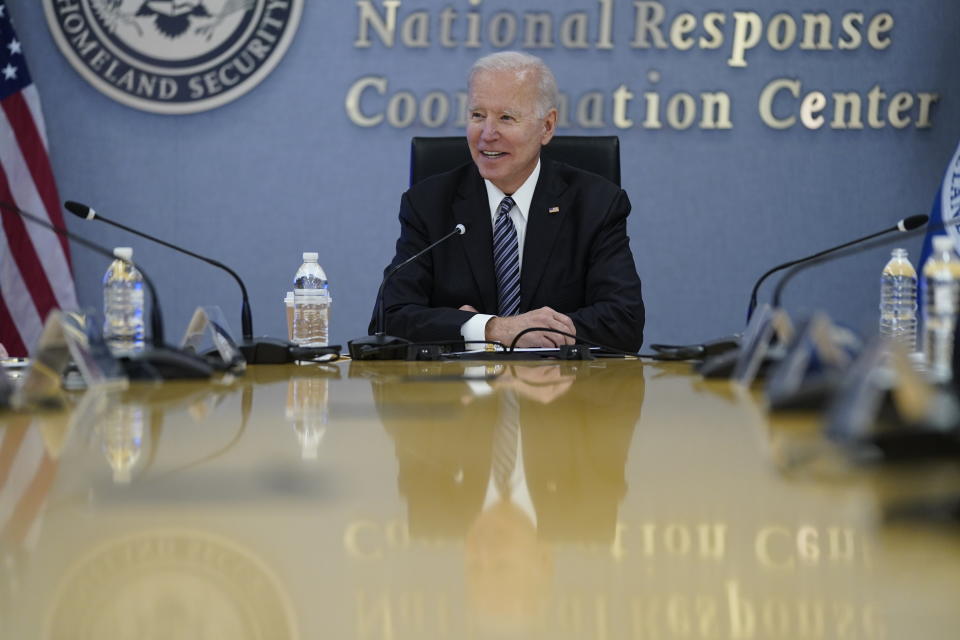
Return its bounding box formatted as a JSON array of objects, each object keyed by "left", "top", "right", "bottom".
[{"left": 374, "top": 52, "right": 644, "bottom": 352}]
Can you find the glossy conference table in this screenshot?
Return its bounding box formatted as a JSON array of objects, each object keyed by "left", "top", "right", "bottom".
[{"left": 2, "top": 359, "right": 959, "bottom": 639}]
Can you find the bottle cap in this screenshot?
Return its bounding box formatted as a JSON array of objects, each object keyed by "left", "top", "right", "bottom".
[
  {"left": 114, "top": 247, "right": 133, "bottom": 260},
  {"left": 302, "top": 252, "right": 319, "bottom": 262},
  {"left": 932, "top": 236, "right": 955, "bottom": 252}
]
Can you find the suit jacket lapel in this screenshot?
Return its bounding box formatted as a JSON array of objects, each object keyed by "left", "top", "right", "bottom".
[
  {"left": 521, "top": 159, "right": 569, "bottom": 312},
  {"left": 453, "top": 168, "right": 498, "bottom": 313}
]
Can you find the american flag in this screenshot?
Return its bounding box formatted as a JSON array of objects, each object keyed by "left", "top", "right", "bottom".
[{"left": 0, "top": 2, "right": 77, "bottom": 357}]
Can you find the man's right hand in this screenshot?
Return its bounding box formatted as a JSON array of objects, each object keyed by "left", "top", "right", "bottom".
[{"left": 485, "top": 307, "right": 576, "bottom": 348}]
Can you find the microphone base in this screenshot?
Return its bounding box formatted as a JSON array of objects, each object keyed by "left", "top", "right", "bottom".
[
  {"left": 650, "top": 335, "right": 741, "bottom": 361},
  {"left": 121, "top": 346, "right": 215, "bottom": 380},
  {"left": 229, "top": 338, "right": 342, "bottom": 365},
  {"left": 348, "top": 334, "right": 412, "bottom": 361},
  {"left": 239, "top": 337, "right": 297, "bottom": 365}
]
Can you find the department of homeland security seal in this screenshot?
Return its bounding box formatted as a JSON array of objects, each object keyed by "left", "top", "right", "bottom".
[
  {"left": 944, "top": 142, "right": 960, "bottom": 248},
  {"left": 43, "top": 1, "right": 303, "bottom": 114}
]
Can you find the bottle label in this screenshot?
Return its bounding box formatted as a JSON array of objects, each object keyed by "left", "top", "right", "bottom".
[{"left": 934, "top": 284, "right": 956, "bottom": 313}]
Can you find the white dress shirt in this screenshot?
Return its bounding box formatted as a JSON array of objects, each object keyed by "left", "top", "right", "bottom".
[{"left": 460, "top": 160, "right": 541, "bottom": 347}]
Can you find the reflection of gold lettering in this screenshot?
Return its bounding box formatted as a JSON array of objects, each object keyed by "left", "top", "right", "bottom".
[
  {"left": 344, "top": 520, "right": 382, "bottom": 560},
  {"left": 395, "top": 592, "right": 426, "bottom": 632},
  {"left": 726, "top": 580, "right": 757, "bottom": 639},
  {"left": 762, "top": 598, "right": 792, "bottom": 637},
  {"left": 629, "top": 590, "right": 884, "bottom": 640},
  {"left": 796, "top": 600, "right": 826, "bottom": 637},
  {"left": 556, "top": 594, "right": 585, "bottom": 632},
  {"left": 834, "top": 601, "right": 855, "bottom": 639},
  {"left": 697, "top": 595, "right": 720, "bottom": 637},
  {"left": 631, "top": 596, "right": 662, "bottom": 639},
  {"left": 639, "top": 523, "right": 657, "bottom": 556},
  {"left": 797, "top": 526, "right": 821, "bottom": 564},
  {"left": 385, "top": 518, "right": 410, "bottom": 549},
  {"left": 344, "top": 519, "right": 416, "bottom": 560},
  {"left": 862, "top": 603, "right": 886, "bottom": 639},
  {"left": 757, "top": 525, "right": 864, "bottom": 569},
  {"left": 354, "top": 591, "right": 459, "bottom": 638},
  {"left": 755, "top": 526, "right": 795, "bottom": 569},
  {"left": 699, "top": 523, "right": 727, "bottom": 559},
  {"left": 594, "top": 594, "right": 610, "bottom": 640},
  {"left": 828, "top": 527, "right": 856, "bottom": 563},
  {"left": 355, "top": 590, "right": 393, "bottom": 640},
  {"left": 629, "top": 522, "right": 728, "bottom": 560},
  {"left": 666, "top": 594, "right": 691, "bottom": 635},
  {"left": 610, "top": 522, "right": 627, "bottom": 561},
  {"left": 664, "top": 523, "right": 691, "bottom": 555}
]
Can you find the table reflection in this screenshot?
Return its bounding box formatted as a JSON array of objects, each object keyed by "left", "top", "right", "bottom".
[{"left": 371, "top": 361, "right": 645, "bottom": 631}]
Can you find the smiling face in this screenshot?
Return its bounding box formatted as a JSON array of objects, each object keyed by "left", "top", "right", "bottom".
[{"left": 466, "top": 68, "right": 557, "bottom": 195}]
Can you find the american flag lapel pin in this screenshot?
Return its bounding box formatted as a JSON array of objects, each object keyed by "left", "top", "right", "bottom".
[{"left": 548, "top": 206, "right": 560, "bottom": 214}]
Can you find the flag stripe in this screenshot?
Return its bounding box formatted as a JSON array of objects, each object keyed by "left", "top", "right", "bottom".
[
  {"left": 0, "top": 105, "right": 75, "bottom": 311},
  {"left": 2, "top": 89, "right": 71, "bottom": 269},
  {"left": 0, "top": 223, "right": 44, "bottom": 353},
  {"left": 0, "top": 293, "right": 27, "bottom": 356},
  {"left": 21, "top": 86, "right": 48, "bottom": 151},
  {"left": 0, "top": 166, "right": 58, "bottom": 321}
]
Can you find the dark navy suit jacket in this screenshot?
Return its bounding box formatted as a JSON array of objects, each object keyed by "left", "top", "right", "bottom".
[{"left": 371, "top": 158, "right": 645, "bottom": 352}]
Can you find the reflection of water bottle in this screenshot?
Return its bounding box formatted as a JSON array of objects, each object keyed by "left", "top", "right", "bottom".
[
  {"left": 102, "top": 247, "right": 145, "bottom": 356},
  {"left": 879, "top": 248, "right": 918, "bottom": 351},
  {"left": 286, "top": 376, "right": 328, "bottom": 460},
  {"left": 98, "top": 404, "right": 145, "bottom": 483},
  {"left": 292, "top": 252, "right": 331, "bottom": 347},
  {"left": 922, "top": 236, "right": 960, "bottom": 383}
]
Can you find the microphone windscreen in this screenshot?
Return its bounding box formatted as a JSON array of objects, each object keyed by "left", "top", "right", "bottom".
[
  {"left": 899, "top": 214, "right": 929, "bottom": 231},
  {"left": 64, "top": 201, "right": 94, "bottom": 220},
  {"left": 455, "top": 223, "right": 466, "bottom": 235}
]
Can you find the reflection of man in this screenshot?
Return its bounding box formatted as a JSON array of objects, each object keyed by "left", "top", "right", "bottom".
[
  {"left": 373, "top": 363, "right": 644, "bottom": 630},
  {"left": 373, "top": 363, "right": 644, "bottom": 541},
  {"left": 373, "top": 52, "right": 644, "bottom": 352}
]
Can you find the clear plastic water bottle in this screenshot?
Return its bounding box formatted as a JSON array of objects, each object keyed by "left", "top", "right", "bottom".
[
  {"left": 879, "top": 248, "right": 918, "bottom": 351},
  {"left": 922, "top": 236, "right": 960, "bottom": 382},
  {"left": 292, "top": 252, "right": 331, "bottom": 347},
  {"left": 102, "top": 247, "right": 145, "bottom": 356}
]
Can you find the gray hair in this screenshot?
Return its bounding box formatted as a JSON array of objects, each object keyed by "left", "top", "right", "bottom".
[{"left": 469, "top": 51, "right": 559, "bottom": 118}]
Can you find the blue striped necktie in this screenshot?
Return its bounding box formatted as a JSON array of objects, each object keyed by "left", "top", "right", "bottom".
[{"left": 493, "top": 196, "right": 521, "bottom": 316}]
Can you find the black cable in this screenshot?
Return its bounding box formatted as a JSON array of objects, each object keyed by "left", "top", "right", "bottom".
[
  {"left": 507, "top": 327, "right": 641, "bottom": 358},
  {"left": 350, "top": 339, "right": 508, "bottom": 359}
]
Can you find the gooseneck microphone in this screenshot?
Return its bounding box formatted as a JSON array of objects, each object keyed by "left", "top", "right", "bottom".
[
  {"left": 746, "top": 214, "right": 929, "bottom": 322},
  {"left": 64, "top": 200, "right": 254, "bottom": 339},
  {"left": 63, "top": 200, "right": 297, "bottom": 365},
  {"left": 348, "top": 223, "right": 467, "bottom": 360},
  {"left": 0, "top": 200, "right": 212, "bottom": 379},
  {"left": 772, "top": 214, "right": 932, "bottom": 309}
]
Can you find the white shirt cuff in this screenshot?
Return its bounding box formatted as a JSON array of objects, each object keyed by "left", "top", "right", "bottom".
[{"left": 461, "top": 313, "right": 494, "bottom": 348}]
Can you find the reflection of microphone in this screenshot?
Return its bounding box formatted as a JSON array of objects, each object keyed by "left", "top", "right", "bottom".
[
  {"left": 0, "top": 199, "right": 212, "bottom": 379},
  {"left": 63, "top": 200, "right": 294, "bottom": 364},
  {"left": 747, "top": 214, "right": 929, "bottom": 322},
  {"left": 348, "top": 223, "right": 467, "bottom": 360}
]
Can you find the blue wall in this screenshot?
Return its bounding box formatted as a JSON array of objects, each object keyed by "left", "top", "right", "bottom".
[{"left": 11, "top": 0, "right": 960, "bottom": 349}]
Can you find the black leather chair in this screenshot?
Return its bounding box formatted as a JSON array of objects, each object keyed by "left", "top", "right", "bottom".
[{"left": 409, "top": 135, "right": 621, "bottom": 187}]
